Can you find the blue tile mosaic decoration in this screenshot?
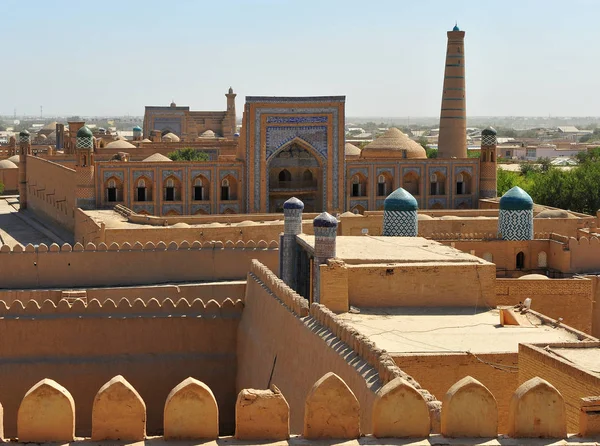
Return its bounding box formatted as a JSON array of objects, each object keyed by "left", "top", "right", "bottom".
[
  {"left": 162, "top": 169, "right": 183, "bottom": 180},
  {"left": 102, "top": 170, "right": 124, "bottom": 182},
  {"left": 498, "top": 209, "right": 533, "bottom": 240},
  {"left": 383, "top": 210, "right": 418, "bottom": 236},
  {"left": 265, "top": 126, "right": 328, "bottom": 160},
  {"left": 266, "top": 116, "right": 328, "bottom": 124}
]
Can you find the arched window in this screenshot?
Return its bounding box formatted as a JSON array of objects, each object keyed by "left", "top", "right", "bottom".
[
  {"left": 165, "top": 178, "right": 175, "bottom": 201},
  {"left": 221, "top": 178, "right": 230, "bottom": 200},
  {"left": 106, "top": 178, "right": 117, "bottom": 202},
  {"left": 456, "top": 172, "right": 471, "bottom": 195},
  {"left": 403, "top": 172, "right": 420, "bottom": 195},
  {"left": 351, "top": 174, "right": 366, "bottom": 197},
  {"left": 136, "top": 178, "right": 148, "bottom": 202},
  {"left": 193, "top": 176, "right": 209, "bottom": 201},
  {"left": 538, "top": 251, "right": 548, "bottom": 268},
  {"left": 377, "top": 175, "right": 386, "bottom": 197},
  {"left": 303, "top": 169, "right": 313, "bottom": 182},
  {"left": 429, "top": 172, "right": 446, "bottom": 196},
  {"left": 278, "top": 169, "right": 292, "bottom": 182},
  {"left": 516, "top": 251, "right": 525, "bottom": 269}
]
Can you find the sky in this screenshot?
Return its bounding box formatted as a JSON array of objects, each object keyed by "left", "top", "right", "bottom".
[{"left": 2, "top": 0, "right": 599, "bottom": 118}]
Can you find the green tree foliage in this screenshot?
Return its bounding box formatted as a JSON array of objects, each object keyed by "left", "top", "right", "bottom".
[
  {"left": 167, "top": 148, "right": 210, "bottom": 162},
  {"left": 498, "top": 148, "right": 600, "bottom": 215},
  {"left": 426, "top": 148, "right": 438, "bottom": 158}
]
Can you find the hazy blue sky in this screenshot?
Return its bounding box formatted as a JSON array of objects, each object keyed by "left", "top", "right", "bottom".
[{"left": 3, "top": 0, "right": 598, "bottom": 117}]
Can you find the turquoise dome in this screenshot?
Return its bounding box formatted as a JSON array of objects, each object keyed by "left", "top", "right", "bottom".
[
  {"left": 313, "top": 212, "right": 337, "bottom": 228},
  {"left": 77, "top": 126, "right": 93, "bottom": 138},
  {"left": 283, "top": 197, "right": 304, "bottom": 210},
  {"left": 133, "top": 126, "right": 142, "bottom": 132},
  {"left": 499, "top": 186, "right": 533, "bottom": 211},
  {"left": 453, "top": 24, "right": 460, "bottom": 31},
  {"left": 384, "top": 187, "right": 418, "bottom": 212},
  {"left": 482, "top": 126, "right": 497, "bottom": 136}
]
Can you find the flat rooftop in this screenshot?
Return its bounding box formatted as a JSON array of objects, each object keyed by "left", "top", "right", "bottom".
[
  {"left": 297, "top": 235, "right": 489, "bottom": 265},
  {"left": 337, "top": 307, "right": 580, "bottom": 355},
  {"left": 543, "top": 346, "right": 600, "bottom": 378}
]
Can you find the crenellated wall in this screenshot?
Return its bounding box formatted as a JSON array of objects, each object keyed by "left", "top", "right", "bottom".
[
  {"left": 0, "top": 240, "right": 278, "bottom": 289},
  {"left": 25, "top": 156, "right": 76, "bottom": 231},
  {"left": 0, "top": 297, "right": 242, "bottom": 437},
  {"left": 567, "top": 236, "right": 600, "bottom": 273},
  {"left": 237, "top": 260, "right": 440, "bottom": 434}
]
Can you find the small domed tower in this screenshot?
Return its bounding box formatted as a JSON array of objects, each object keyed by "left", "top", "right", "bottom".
[
  {"left": 133, "top": 125, "right": 142, "bottom": 141},
  {"left": 382, "top": 187, "right": 418, "bottom": 236},
  {"left": 18, "top": 130, "right": 31, "bottom": 210},
  {"left": 312, "top": 212, "right": 338, "bottom": 303},
  {"left": 75, "top": 126, "right": 96, "bottom": 210},
  {"left": 498, "top": 186, "right": 534, "bottom": 240},
  {"left": 280, "top": 197, "right": 304, "bottom": 289},
  {"left": 479, "top": 126, "right": 497, "bottom": 199}
]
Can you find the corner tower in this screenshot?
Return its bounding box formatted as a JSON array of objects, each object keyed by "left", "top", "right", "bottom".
[{"left": 437, "top": 24, "right": 467, "bottom": 159}]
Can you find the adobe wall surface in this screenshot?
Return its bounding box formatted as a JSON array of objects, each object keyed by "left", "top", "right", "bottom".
[
  {"left": 74, "top": 208, "right": 104, "bottom": 245},
  {"left": 519, "top": 343, "right": 600, "bottom": 433},
  {"left": 394, "top": 352, "right": 519, "bottom": 434},
  {"left": 237, "top": 261, "right": 438, "bottom": 434},
  {"left": 0, "top": 241, "right": 278, "bottom": 289},
  {"left": 0, "top": 281, "right": 246, "bottom": 306},
  {"left": 568, "top": 236, "right": 600, "bottom": 273},
  {"left": 0, "top": 168, "right": 18, "bottom": 193},
  {"left": 346, "top": 263, "right": 496, "bottom": 308},
  {"left": 496, "top": 278, "right": 593, "bottom": 334},
  {"left": 586, "top": 275, "right": 600, "bottom": 339},
  {"left": 26, "top": 156, "right": 76, "bottom": 231},
  {"left": 0, "top": 298, "right": 242, "bottom": 437}
]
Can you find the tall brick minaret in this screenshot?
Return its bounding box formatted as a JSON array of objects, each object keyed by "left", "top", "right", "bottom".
[{"left": 437, "top": 24, "right": 467, "bottom": 159}]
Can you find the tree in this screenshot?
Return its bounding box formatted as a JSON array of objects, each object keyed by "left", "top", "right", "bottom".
[
  {"left": 426, "top": 148, "right": 438, "bottom": 158},
  {"left": 167, "top": 148, "right": 210, "bottom": 162}
]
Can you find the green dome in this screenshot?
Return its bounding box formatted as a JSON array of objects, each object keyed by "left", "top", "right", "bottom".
[
  {"left": 482, "top": 126, "right": 497, "bottom": 136},
  {"left": 77, "top": 126, "right": 93, "bottom": 138},
  {"left": 499, "top": 186, "right": 533, "bottom": 211},
  {"left": 133, "top": 125, "right": 142, "bottom": 132},
  {"left": 453, "top": 24, "right": 460, "bottom": 31},
  {"left": 384, "top": 187, "right": 418, "bottom": 212}
]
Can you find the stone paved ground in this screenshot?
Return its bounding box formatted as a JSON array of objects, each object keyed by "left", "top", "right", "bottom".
[{"left": 0, "top": 197, "right": 56, "bottom": 247}]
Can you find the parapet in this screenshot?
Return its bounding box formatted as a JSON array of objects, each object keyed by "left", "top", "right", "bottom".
[
  {"left": 1, "top": 373, "right": 595, "bottom": 442},
  {"left": 0, "top": 297, "right": 244, "bottom": 318},
  {"left": 0, "top": 239, "right": 279, "bottom": 254}
]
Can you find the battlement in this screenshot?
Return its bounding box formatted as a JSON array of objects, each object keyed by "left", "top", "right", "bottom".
[
  {"left": 1, "top": 373, "right": 598, "bottom": 443},
  {"left": 0, "top": 297, "right": 243, "bottom": 319}
]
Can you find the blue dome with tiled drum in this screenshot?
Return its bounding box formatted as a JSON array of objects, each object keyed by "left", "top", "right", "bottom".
[
  {"left": 133, "top": 125, "right": 142, "bottom": 132},
  {"left": 383, "top": 187, "right": 418, "bottom": 236},
  {"left": 77, "top": 126, "right": 93, "bottom": 138},
  {"left": 313, "top": 212, "right": 338, "bottom": 228},
  {"left": 482, "top": 126, "right": 497, "bottom": 136},
  {"left": 499, "top": 186, "right": 533, "bottom": 211},
  {"left": 18, "top": 129, "right": 30, "bottom": 144},
  {"left": 498, "top": 186, "right": 534, "bottom": 240},
  {"left": 384, "top": 187, "right": 418, "bottom": 212},
  {"left": 283, "top": 197, "right": 304, "bottom": 210}
]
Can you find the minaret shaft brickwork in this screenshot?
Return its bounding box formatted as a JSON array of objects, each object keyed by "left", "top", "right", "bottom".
[{"left": 438, "top": 28, "right": 467, "bottom": 159}]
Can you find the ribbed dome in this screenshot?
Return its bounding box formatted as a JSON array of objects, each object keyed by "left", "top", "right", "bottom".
[
  {"left": 361, "top": 128, "right": 426, "bottom": 159},
  {"left": 384, "top": 187, "right": 418, "bottom": 211},
  {"left": 499, "top": 186, "right": 533, "bottom": 211},
  {"left": 77, "top": 126, "right": 93, "bottom": 138},
  {"left": 345, "top": 142, "right": 361, "bottom": 157},
  {"left": 105, "top": 140, "right": 136, "bottom": 149},
  {"left": 0, "top": 159, "right": 17, "bottom": 169},
  {"left": 283, "top": 197, "right": 304, "bottom": 210},
  {"left": 313, "top": 212, "right": 338, "bottom": 228},
  {"left": 143, "top": 153, "right": 172, "bottom": 162}
]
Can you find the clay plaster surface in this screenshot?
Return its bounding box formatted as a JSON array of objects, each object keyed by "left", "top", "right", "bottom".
[
  {"left": 297, "top": 235, "right": 490, "bottom": 265},
  {"left": 545, "top": 347, "right": 600, "bottom": 377},
  {"left": 0, "top": 198, "right": 54, "bottom": 247},
  {"left": 338, "top": 308, "right": 579, "bottom": 354}
]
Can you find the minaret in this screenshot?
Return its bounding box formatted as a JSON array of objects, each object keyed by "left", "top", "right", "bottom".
[
  {"left": 18, "top": 130, "right": 31, "bottom": 210},
  {"left": 225, "top": 87, "right": 237, "bottom": 138},
  {"left": 479, "top": 126, "right": 497, "bottom": 199},
  {"left": 437, "top": 24, "right": 467, "bottom": 159},
  {"left": 75, "top": 125, "right": 96, "bottom": 210}
]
